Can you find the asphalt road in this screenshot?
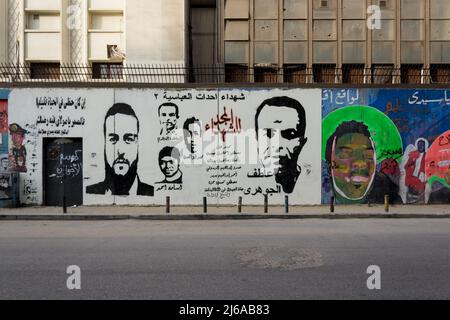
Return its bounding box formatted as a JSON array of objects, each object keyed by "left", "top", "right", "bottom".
[{"left": 0, "top": 219, "right": 449, "bottom": 300}]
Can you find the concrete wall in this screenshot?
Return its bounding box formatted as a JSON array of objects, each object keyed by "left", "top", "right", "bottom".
[
  {"left": 0, "top": 0, "right": 7, "bottom": 63},
  {"left": 4, "top": 87, "right": 450, "bottom": 207},
  {"left": 126, "top": 0, "right": 187, "bottom": 64}
]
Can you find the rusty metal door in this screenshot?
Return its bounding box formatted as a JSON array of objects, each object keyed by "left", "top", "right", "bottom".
[{"left": 44, "top": 138, "right": 83, "bottom": 206}]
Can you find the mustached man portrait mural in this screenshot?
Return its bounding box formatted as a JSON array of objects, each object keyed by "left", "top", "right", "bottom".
[{"left": 255, "top": 97, "right": 308, "bottom": 194}]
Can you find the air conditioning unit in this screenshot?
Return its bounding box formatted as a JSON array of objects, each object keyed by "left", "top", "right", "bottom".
[{"left": 107, "top": 45, "right": 126, "bottom": 60}]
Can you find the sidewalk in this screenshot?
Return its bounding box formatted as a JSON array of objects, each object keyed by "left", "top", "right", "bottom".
[{"left": 0, "top": 204, "right": 449, "bottom": 220}]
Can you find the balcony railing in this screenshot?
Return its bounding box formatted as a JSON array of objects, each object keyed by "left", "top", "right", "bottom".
[{"left": 0, "top": 63, "right": 449, "bottom": 85}]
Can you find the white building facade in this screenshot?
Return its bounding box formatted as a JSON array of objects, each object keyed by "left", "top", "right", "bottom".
[{"left": 0, "top": 0, "right": 189, "bottom": 67}]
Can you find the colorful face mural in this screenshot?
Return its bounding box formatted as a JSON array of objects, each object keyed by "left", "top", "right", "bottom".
[
  {"left": 322, "top": 89, "right": 450, "bottom": 205},
  {"left": 329, "top": 122, "right": 376, "bottom": 200},
  {"left": 322, "top": 105, "right": 403, "bottom": 204}
]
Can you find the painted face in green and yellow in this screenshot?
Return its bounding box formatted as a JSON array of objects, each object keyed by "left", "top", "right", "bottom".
[{"left": 331, "top": 133, "right": 376, "bottom": 200}]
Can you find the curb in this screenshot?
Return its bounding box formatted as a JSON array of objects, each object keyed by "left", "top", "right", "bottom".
[{"left": 1, "top": 214, "right": 450, "bottom": 221}]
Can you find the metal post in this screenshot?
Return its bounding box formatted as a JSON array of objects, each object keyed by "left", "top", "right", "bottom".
[
  {"left": 284, "top": 195, "right": 289, "bottom": 214},
  {"left": 238, "top": 196, "right": 242, "bottom": 213},
  {"left": 166, "top": 196, "right": 170, "bottom": 214},
  {"left": 384, "top": 195, "right": 390, "bottom": 213},
  {"left": 62, "top": 144, "right": 67, "bottom": 214},
  {"left": 264, "top": 194, "right": 268, "bottom": 213},
  {"left": 203, "top": 197, "right": 207, "bottom": 214},
  {"left": 330, "top": 196, "right": 335, "bottom": 213}
]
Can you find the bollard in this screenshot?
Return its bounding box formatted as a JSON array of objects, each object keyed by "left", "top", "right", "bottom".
[
  {"left": 166, "top": 196, "right": 170, "bottom": 214},
  {"left": 264, "top": 194, "right": 268, "bottom": 213},
  {"left": 238, "top": 196, "right": 242, "bottom": 213},
  {"left": 284, "top": 195, "right": 289, "bottom": 214},
  {"left": 384, "top": 195, "right": 390, "bottom": 213},
  {"left": 203, "top": 197, "right": 207, "bottom": 214},
  {"left": 63, "top": 195, "right": 67, "bottom": 214},
  {"left": 330, "top": 196, "right": 335, "bottom": 213}
]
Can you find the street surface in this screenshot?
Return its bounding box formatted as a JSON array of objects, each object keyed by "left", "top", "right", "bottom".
[{"left": 0, "top": 219, "right": 449, "bottom": 299}]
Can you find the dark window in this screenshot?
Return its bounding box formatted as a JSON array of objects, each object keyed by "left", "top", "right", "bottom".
[
  {"left": 313, "top": 64, "right": 335, "bottom": 83},
  {"left": 92, "top": 62, "right": 123, "bottom": 80},
  {"left": 342, "top": 64, "right": 365, "bottom": 84},
  {"left": 254, "top": 66, "right": 278, "bottom": 83},
  {"left": 284, "top": 64, "right": 307, "bottom": 84},
  {"left": 30, "top": 63, "right": 61, "bottom": 79},
  {"left": 225, "top": 64, "right": 249, "bottom": 83},
  {"left": 430, "top": 64, "right": 450, "bottom": 83},
  {"left": 401, "top": 64, "right": 422, "bottom": 84},
  {"left": 372, "top": 64, "right": 394, "bottom": 84}
]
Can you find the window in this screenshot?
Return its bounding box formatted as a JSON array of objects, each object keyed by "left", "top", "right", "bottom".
[
  {"left": 342, "top": 64, "right": 365, "bottom": 84},
  {"left": 313, "top": 64, "right": 335, "bottom": 83},
  {"left": 92, "top": 63, "right": 123, "bottom": 80},
  {"left": 401, "top": 64, "right": 422, "bottom": 84},
  {"left": 254, "top": 66, "right": 278, "bottom": 83},
  {"left": 284, "top": 64, "right": 308, "bottom": 84},
  {"left": 30, "top": 63, "right": 61, "bottom": 79},
  {"left": 372, "top": 64, "right": 395, "bottom": 84},
  {"left": 225, "top": 64, "right": 249, "bottom": 82},
  {"left": 430, "top": 64, "right": 450, "bottom": 83}
]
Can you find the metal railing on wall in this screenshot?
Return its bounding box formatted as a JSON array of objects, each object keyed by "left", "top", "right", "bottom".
[{"left": 0, "top": 63, "right": 449, "bottom": 85}]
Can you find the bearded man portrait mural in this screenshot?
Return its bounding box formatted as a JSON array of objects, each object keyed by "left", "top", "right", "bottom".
[{"left": 323, "top": 106, "right": 403, "bottom": 204}]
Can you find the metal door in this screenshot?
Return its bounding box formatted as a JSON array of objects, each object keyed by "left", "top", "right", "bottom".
[{"left": 44, "top": 138, "right": 83, "bottom": 206}]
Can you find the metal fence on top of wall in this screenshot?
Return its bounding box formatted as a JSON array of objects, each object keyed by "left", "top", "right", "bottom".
[{"left": 1, "top": 63, "right": 450, "bottom": 85}]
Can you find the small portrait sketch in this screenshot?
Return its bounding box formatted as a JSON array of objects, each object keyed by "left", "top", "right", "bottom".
[{"left": 157, "top": 146, "right": 183, "bottom": 184}]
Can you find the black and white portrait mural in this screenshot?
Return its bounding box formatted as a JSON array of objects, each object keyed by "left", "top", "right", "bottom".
[
  {"left": 157, "top": 147, "right": 183, "bottom": 184},
  {"left": 183, "top": 117, "right": 202, "bottom": 159},
  {"left": 86, "top": 103, "right": 154, "bottom": 197},
  {"left": 254, "top": 97, "right": 308, "bottom": 194},
  {"left": 8, "top": 88, "right": 322, "bottom": 206},
  {"left": 158, "top": 102, "right": 180, "bottom": 137}
]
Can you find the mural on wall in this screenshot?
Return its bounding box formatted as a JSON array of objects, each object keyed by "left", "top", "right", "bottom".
[
  {"left": 9, "top": 88, "right": 322, "bottom": 206},
  {"left": 8, "top": 123, "right": 28, "bottom": 173},
  {"left": 322, "top": 106, "right": 403, "bottom": 204},
  {"left": 86, "top": 103, "right": 154, "bottom": 197},
  {"left": 0, "top": 174, "right": 11, "bottom": 199},
  {"left": 426, "top": 130, "right": 450, "bottom": 204},
  {"left": 183, "top": 117, "right": 202, "bottom": 160},
  {"left": 254, "top": 97, "right": 308, "bottom": 194},
  {"left": 322, "top": 89, "right": 450, "bottom": 204},
  {"left": 157, "top": 147, "right": 183, "bottom": 184},
  {"left": 158, "top": 102, "right": 181, "bottom": 140},
  {"left": 400, "top": 138, "right": 430, "bottom": 203},
  {"left": 0, "top": 98, "right": 9, "bottom": 173}
]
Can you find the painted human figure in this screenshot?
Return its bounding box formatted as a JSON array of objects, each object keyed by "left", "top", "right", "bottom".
[
  {"left": 401, "top": 138, "right": 429, "bottom": 203},
  {"left": 9, "top": 123, "right": 28, "bottom": 173},
  {"left": 183, "top": 117, "right": 202, "bottom": 158},
  {"left": 0, "top": 157, "right": 9, "bottom": 172},
  {"left": 255, "top": 96, "right": 308, "bottom": 194},
  {"left": 159, "top": 102, "right": 180, "bottom": 136},
  {"left": 157, "top": 147, "right": 183, "bottom": 184},
  {"left": 86, "top": 103, "right": 154, "bottom": 196},
  {"left": 325, "top": 120, "right": 400, "bottom": 204}
]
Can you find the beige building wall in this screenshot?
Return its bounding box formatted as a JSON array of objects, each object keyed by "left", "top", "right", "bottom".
[
  {"left": 126, "top": 0, "right": 187, "bottom": 64},
  {"left": 0, "top": 0, "right": 7, "bottom": 63}
]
